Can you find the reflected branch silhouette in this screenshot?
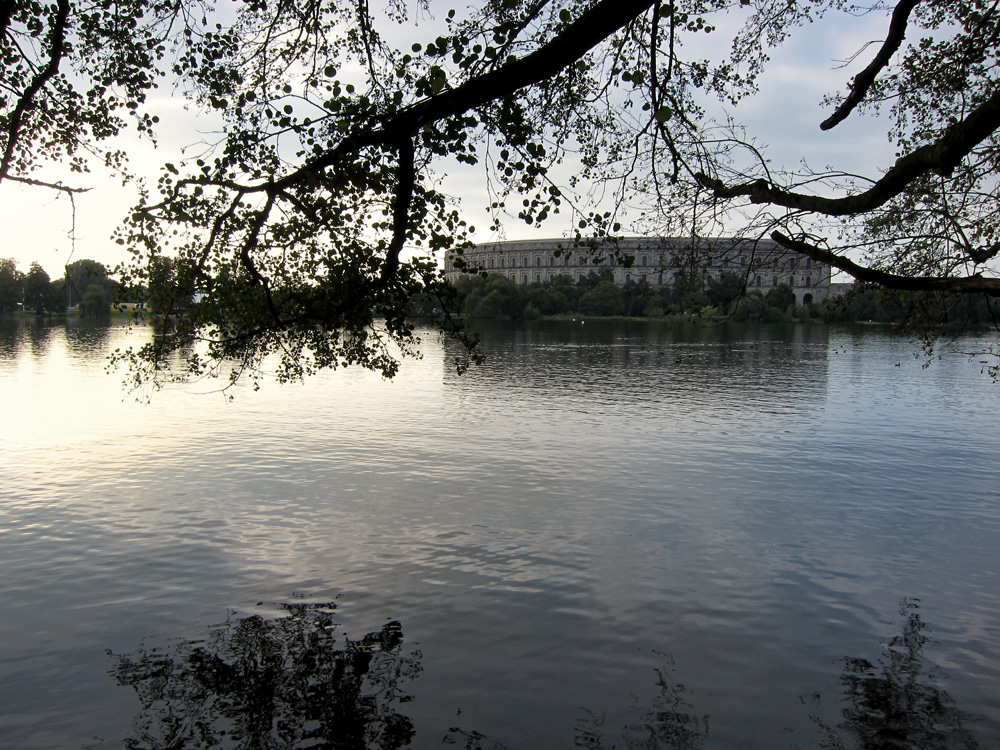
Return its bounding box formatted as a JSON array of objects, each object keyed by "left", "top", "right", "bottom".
[
  {"left": 813, "top": 599, "right": 981, "bottom": 750},
  {"left": 573, "top": 659, "right": 708, "bottom": 750},
  {"left": 444, "top": 653, "right": 708, "bottom": 750},
  {"left": 108, "top": 602, "right": 420, "bottom": 749},
  {"left": 108, "top": 599, "right": 983, "bottom": 750}
]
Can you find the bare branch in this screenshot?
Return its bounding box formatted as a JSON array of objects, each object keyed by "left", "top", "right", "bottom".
[
  {"left": 1, "top": 174, "right": 90, "bottom": 193},
  {"left": 821, "top": 0, "right": 921, "bottom": 131},
  {"left": 698, "top": 86, "right": 1000, "bottom": 216},
  {"left": 381, "top": 137, "right": 415, "bottom": 284},
  {"left": 772, "top": 231, "right": 1000, "bottom": 296}
]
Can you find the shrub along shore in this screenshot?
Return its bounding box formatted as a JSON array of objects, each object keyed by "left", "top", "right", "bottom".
[{"left": 411, "top": 271, "right": 997, "bottom": 330}]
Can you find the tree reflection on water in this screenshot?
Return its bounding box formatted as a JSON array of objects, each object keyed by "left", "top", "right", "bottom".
[
  {"left": 442, "top": 664, "right": 708, "bottom": 750},
  {"left": 568, "top": 658, "right": 708, "bottom": 750},
  {"left": 811, "top": 600, "right": 980, "bottom": 750},
  {"left": 108, "top": 601, "right": 420, "bottom": 749},
  {"left": 108, "top": 600, "right": 980, "bottom": 749}
]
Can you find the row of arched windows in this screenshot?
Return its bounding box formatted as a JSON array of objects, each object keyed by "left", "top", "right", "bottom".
[
  {"left": 486, "top": 255, "right": 574, "bottom": 269},
  {"left": 456, "top": 248, "right": 822, "bottom": 284},
  {"left": 752, "top": 275, "right": 814, "bottom": 287}
]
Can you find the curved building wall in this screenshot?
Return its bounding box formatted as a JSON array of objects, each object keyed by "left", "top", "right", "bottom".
[{"left": 444, "top": 237, "right": 833, "bottom": 305}]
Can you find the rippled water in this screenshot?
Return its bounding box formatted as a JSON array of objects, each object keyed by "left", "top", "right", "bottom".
[{"left": 1, "top": 317, "right": 998, "bottom": 749}]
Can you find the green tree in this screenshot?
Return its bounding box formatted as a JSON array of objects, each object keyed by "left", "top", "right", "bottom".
[
  {"left": 470, "top": 274, "right": 523, "bottom": 319},
  {"left": 576, "top": 269, "right": 615, "bottom": 294},
  {"left": 62, "top": 260, "right": 114, "bottom": 308},
  {"left": 549, "top": 274, "right": 580, "bottom": 311},
  {"left": 622, "top": 278, "right": 652, "bottom": 316},
  {"left": 0, "top": 258, "right": 24, "bottom": 313},
  {"left": 579, "top": 281, "right": 625, "bottom": 316},
  {"left": 707, "top": 273, "right": 745, "bottom": 312},
  {"left": 80, "top": 283, "right": 111, "bottom": 318},
  {"left": 730, "top": 291, "right": 765, "bottom": 323},
  {"left": 23, "top": 262, "right": 52, "bottom": 315},
  {"left": 670, "top": 272, "right": 704, "bottom": 307},
  {"left": 765, "top": 284, "right": 796, "bottom": 314},
  {"left": 4, "top": 1, "right": 999, "bottom": 386},
  {"left": 526, "top": 285, "right": 562, "bottom": 316}
]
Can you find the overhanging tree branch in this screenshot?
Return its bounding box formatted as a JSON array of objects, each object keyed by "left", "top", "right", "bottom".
[
  {"left": 381, "top": 137, "right": 415, "bottom": 285},
  {"left": 0, "top": 0, "right": 18, "bottom": 41},
  {"left": 270, "top": 0, "right": 656, "bottom": 192},
  {"left": 772, "top": 231, "right": 1000, "bottom": 295},
  {"left": 697, "top": 86, "right": 1000, "bottom": 215},
  {"left": 0, "top": 0, "right": 71, "bottom": 183},
  {"left": 821, "top": 0, "right": 921, "bottom": 131},
  {"left": 1, "top": 174, "right": 90, "bottom": 193}
]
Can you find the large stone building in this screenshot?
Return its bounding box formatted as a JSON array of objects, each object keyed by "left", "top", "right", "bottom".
[{"left": 444, "top": 237, "right": 833, "bottom": 305}]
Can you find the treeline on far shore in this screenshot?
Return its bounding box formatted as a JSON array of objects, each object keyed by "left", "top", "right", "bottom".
[
  {"left": 412, "top": 270, "right": 998, "bottom": 330},
  {"left": 0, "top": 258, "right": 119, "bottom": 318},
  {"left": 5, "top": 257, "right": 995, "bottom": 334},
  {"left": 2, "top": 256, "right": 186, "bottom": 319}
]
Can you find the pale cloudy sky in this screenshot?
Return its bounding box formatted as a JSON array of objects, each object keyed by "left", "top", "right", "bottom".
[{"left": 0, "top": 3, "right": 893, "bottom": 276}]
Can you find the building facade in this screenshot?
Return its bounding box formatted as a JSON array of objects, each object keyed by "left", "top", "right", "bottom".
[{"left": 444, "top": 237, "right": 833, "bottom": 305}]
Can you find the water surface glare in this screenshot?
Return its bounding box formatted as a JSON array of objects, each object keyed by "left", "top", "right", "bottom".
[{"left": 1, "top": 317, "right": 998, "bottom": 749}]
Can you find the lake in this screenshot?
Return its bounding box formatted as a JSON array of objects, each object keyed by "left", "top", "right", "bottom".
[{"left": 1, "top": 316, "right": 998, "bottom": 749}]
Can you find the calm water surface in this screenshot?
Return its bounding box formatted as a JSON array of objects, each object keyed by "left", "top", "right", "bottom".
[{"left": 1, "top": 317, "right": 998, "bottom": 749}]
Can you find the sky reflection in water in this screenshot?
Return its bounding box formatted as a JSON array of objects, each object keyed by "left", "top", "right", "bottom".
[{"left": 0, "top": 317, "right": 997, "bottom": 748}]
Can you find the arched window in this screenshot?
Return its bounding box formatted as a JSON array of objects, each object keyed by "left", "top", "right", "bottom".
[
  {"left": 788, "top": 258, "right": 796, "bottom": 270},
  {"left": 499, "top": 257, "right": 504, "bottom": 268},
  {"left": 804, "top": 258, "right": 811, "bottom": 269},
  {"left": 564, "top": 256, "right": 570, "bottom": 266},
  {"left": 523, "top": 274, "right": 528, "bottom": 283},
  {"left": 489, "top": 257, "right": 495, "bottom": 268},
  {"left": 788, "top": 276, "right": 794, "bottom": 287},
  {"left": 641, "top": 255, "right": 648, "bottom": 267},
  {"left": 772, "top": 276, "right": 778, "bottom": 286},
  {"left": 805, "top": 276, "right": 811, "bottom": 287},
  {"left": 549, "top": 256, "right": 555, "bottom": 266},
  {"left": 535, "top": 256, "right": 541, "bottom": 267},
  {"left": 535, "top": 273, "right": 541, "bottom": 282},
  {"left": 740, "top": 255, "right": 746, "bottom": 267},
  {"left": 522, "top": 256, "right": 528, "bottom": 267},
  {"left": 754, "top": 275, "right": 761, "bottom": 286},
  {"left": 626, "top": 273, "right": 631, "bottom": 283},
  {"left": 510, "top": 257, "right": 517, "bottom": 267}
]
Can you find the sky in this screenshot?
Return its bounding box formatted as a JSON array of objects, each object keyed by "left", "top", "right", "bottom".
[{"left": 0, "top": 2, "right": 895, "bottom": 278}]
